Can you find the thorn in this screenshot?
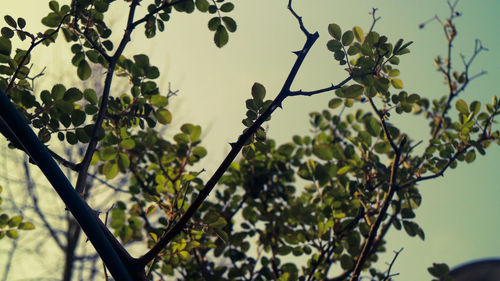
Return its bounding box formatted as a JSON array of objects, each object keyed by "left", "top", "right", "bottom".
[
  {"left": 292, "top": 50, "right": 301, "bottom": 56},
  {"left": 229, "top": 142, "right": 236, "bottom": 148}
]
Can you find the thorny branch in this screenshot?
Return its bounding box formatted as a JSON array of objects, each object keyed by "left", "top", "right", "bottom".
[{"left": 137, "top": 0, "right": 322, "bottom": 266}]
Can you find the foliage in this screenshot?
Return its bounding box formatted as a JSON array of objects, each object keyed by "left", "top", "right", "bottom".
[
  {"left": 0, "top": 0, "right": 498, "bottom": 280},
  {"left": 0, "top": 185, "right": 35, "bottom": 241}
]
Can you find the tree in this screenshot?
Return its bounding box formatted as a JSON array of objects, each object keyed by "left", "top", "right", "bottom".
[{"left": 0, "top": 0, "right": 498, "bottom": 280}]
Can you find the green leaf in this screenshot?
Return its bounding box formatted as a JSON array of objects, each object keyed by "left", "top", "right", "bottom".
[
  {"left": 352, "top": 26, "right": 363, "bottom": 42},
  {"left": 6, "top": 230, "right": 18, "bottom": 239},
  {"left": 464, "top": 150, "right": 476, "bottom": 163},
  {"left": 222, "top": 17, "right": 237, "bottom": 32},
  {"left": 341, "top": 30, "right": 354, "bottom": 46},
  {"left": 391, "top": 78, "right": 403, "bottom": 89},
  {"left": 312, "top": 144, "right": 333, "bottom": 160},
  {"left": 343, "top": 84, "right": 363, "bottom": 98},
  {"left": 64, "top": 87, "right": 83, "bottom": 102},
  {"left": 49, "top": 1, "right": 59, "bottom": 12},
  {"left": 251, "top": 82, "right": 266, "bottom": 101},
  {"left": 470, "top": 101, "right": 481, "bottom": 115},
  {"left": 71, "top": 110, "right": 86, "bottom": 126},
  {"left": 220, "top": 2, "right": 234, "bottom": 12},
  {"left": 156, "top": 109, "right": 172, "bottom": 124},
  {"left": 328, "top": 23, "right": 341, "bottom": 40},
  {"left": 212, "top": 217, "right": 227, "bottom": 228},
  {"left": 388, "top": 69, "right": 400, "bottom": 77},
  {"left": 100, "top": 147, "right": 118, "bottom": 161},
  {"left": 328, "top": 98, "right": 343, "bottom": 109},
  {"left": 208, "top": 17, "right": 221, "bottom": 31},
  {"left": 77, "top": 60, "right": 91, "bottom": 80},
  {"left": 83, "top": 89, "right": 98, "bottom": 105},
  {"left": 455, "top": 99, "right": 469, "bottom": 114},
  {"left": 4, "top": 15, "right": 17, "bottom": 28},
  {"left": 1, "top": 27, "right": 14, "bottom": 38},
  {"left": 340, "top": 254, "right": 354, "bottom": 270},
  {"left": 326, "top": 39, "right": 342, "bottom": 52},
  {"left": 192, "top": 146, "right": 207, "bottom": 158},
  {"left": 214, "top": 228, "right": 228, "bottom": 242},
  {"left": 18, "top": 222, "right": 35, "bottom": 230},
  {"left": 117, "top": 153, "right": 130, "bottom": 171},
  {"left": 133, "top": 54, "right": 150, "bottom": 69},
  {"left": 8, "top": 216, "right": 22, "bottom": 227},
  {"left": 0, "top": 37, "right": 12, "bottom": 56},
  {"left": 428, "top": 263, "right": 450, "bottom": 278},
  {"left": 151, "top": 94, "right": 168, "bottom": 108},
  {"left": 365, "top": 117, "right": 381, "bottom": 137},
  {"left": 195, "top": 0, "right": 210, "bottom": 12},
  {"left": 102, "top": 161, "right": 119, "bottom": 179},
  {"left": 214, "top": 25, "right": 229, "bottom": 48},
  {"left": 110, "top": 208, "right": 125, "bottom": 228},
  {"left": 363, "top": 86, "right": 377, "bottom": 98},
  {"left": 337, "top": 166, "right": 351, "bottom": 175}
]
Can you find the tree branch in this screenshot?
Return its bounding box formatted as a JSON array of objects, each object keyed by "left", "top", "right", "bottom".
[
  {"left": 137, "top": 1, "right": 320, "bottom": 266},
  {"left": 350, "top": 137, "right": 406, "bottom": 281}
]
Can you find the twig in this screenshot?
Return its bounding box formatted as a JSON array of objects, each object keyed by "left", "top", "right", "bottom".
[
  {"left": 383, "top": 248, "right": 403, "bottom": 280},
  {"left": 350, "top": 137, "right": 406, "bottom": 281}
]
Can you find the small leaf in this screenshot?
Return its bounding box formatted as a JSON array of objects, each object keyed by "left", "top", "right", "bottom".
[
  {"left": 82, "top": 89, "right": 97, "bottom": 105},
  {"left": 328, "top": 23, "right": 341, "bottom": 40},
  {"left": 219, "top": 2, "right": 234, "bottom": 12},
  {"left": 428, "top": 263, "right": 450, "bottom": 278},
  {"left": 365, "top": 117, "right": 381, "bottom": 137},
  {"left": 328, "top": 98, "right": 343, "bottom": 109},
  {"left": 6, "top": 230, "right": 18, "bottom": 239},
  {"left": 195, "top": 0, "right": 210, "bottom": 12},
  {"left": 77, "top": 60, "right": 91, "bottom": 80},
  {"left": 64, "top": 87, "right": 83, "bottom": 102},
  {"left": 192, "top": 146, "right": 207, "bottom": 158},
  {"left": 222, "top": 17, "right": 237, "bottom": 32},
  {"left": 71, "top": 110, "right": 86, "bottom": 126},
  {"left": 312, "top": 144, "right": 333, "bottom": 160},
  {"left": 455, "top": 99, "right": 468, "bottom": 114},
  {"left": 464, "top": 150, "right": 476, "bottom": 163},
  {"left": 214, "top": 25, "right": 229, "bottom": 48},
  {"left": 470, "top": 101, "right": 481, "bottom": 115},
  {"left": 18, "top": 222, "right": 35, "bottom": 230},
  {"left": 4, "top": 15, "right": 17, "bottom": 28},
  {"left": 337, "top": 166, "right": 351, "bottom": 175},
  {"left": 208, "top": 17, "right": 221, "bottom": 31},
  {"left": 251, "top": 82, "right": 266, "bottom": 101},
  {"left": 326, "top": 39, "right": 342, "bottom": 52},
  {"left": 8, "top": 216, "right": 22, "bottom": 227},
  {"left": 156, "top": 109, "right": 172, "bottom": 124},
  {"left": 102, "top": 161, "right": 119, "bottom": 179},
  {"left": 343, "top": 84, "right": 363, "bottom": 98},
  {"left": 212, "top": 217, "right": 227, "bottom": 228},
  {"left": 352, "top": 26, "right": 363, "bottom": 42},
  {"left": 151, "top": 94, "right": 168, "bottom": 108},
  {"left": 100, "top": 147, "right": 118, "bottom": 161},
  {"left": 0, "top": 37, "right": 12, "bottom": 56},
  {"left": 117, "top": 153, "right": 130, "bottom": 171},
  {"left": 341, "top": 30, "right": 354, "bottom": 46},
  {"left": 391, "top": 78, "right": 403, "bottom": 89},
  {"left": 388, "top": 69, "right": 400, "bottom": 77}
]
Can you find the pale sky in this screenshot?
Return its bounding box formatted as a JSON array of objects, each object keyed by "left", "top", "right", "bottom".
[{"left": 1, "top": 1, "right": 499, "bottom": 280}]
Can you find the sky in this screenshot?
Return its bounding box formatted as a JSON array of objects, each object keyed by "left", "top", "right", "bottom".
[{"left": 1, "top": 0, "right": 500, "bottom": 280}]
